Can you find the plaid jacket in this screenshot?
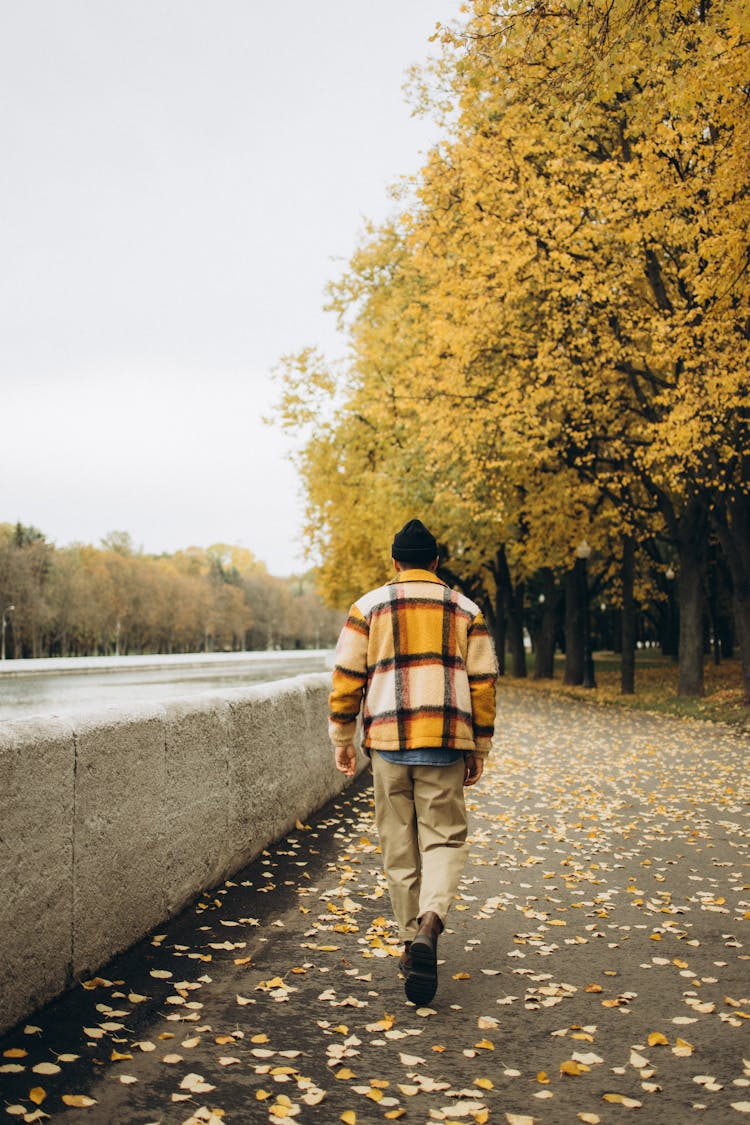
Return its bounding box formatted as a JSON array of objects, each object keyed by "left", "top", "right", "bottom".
[{"left": 329, "top": 569, "right": 497, "bottom": 757}]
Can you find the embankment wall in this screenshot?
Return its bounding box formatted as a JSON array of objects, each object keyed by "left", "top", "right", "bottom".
[{"left": 0, "top": 673, "right": 356, "bottom": 1034}]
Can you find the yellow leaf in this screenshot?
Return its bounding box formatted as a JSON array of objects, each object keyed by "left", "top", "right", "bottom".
[
  {"left": 475, "top": 1038, "right": 495, "bottom": 1050},
  {"left": 110, "top": 1049, "right": 133, "bottom": 1061},
  {"left": 385, "top": 1112, "right": 406, "bottom": 1120},
  {"left": 255, "top": 1090, "right": 271, "bottom": 1101},
  {"left": 453, "top": 972, "right": 471, "bottom": 980},
  {"left": 603, "top": 1093, "right": 642, "bottom": 1107},
  {"left": 366, "top": 1088, "right": 383, "bottom": 1102},
  {"left": 585, "top": 983, "right": 602, "bottom": 993},
  {"left": 341, "top": 1113, "right": 357, "bottom": 1125},
  {"left": 561, "top": 1060, "right": 585, "bottom": 1076},
  {"left": 336, "top": 1068, "right": 356, "bottom": 1080},
  {"left": 62, "top": 1095, "right": 97, "bottom": 1108},
  {"left": 648, "top": 1032, "right": 669, "bottom": 1046},
  {"left": 29, "top": 1088, "right": 46, "bottom": 1105},
  {"left": 3, "top": 1049, "right": 27, "bottom": 1058},
  {"left": 537, "top": 1071, "right": 550, "bottom": 1084},
  {"left": 81, "top": 977, "right": 110, "bottom": 990},
  {"left": 256, "top": 976, "right": 286, "bottom": 990},
  {"left": 475, "top": 1077, "right": 494, "bottom": 1089}
]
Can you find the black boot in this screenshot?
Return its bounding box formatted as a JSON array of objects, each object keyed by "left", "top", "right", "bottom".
[
  {"left": 398, "top": 941, "right": 412, "bottom": 977},
  {"left": 404, "top": 911, "right": 442, "bottom": 1005}
]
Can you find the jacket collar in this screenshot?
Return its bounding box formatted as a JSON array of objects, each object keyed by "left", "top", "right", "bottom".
[{"left": 388, "top": 568, "right": 447, "bottom": 587}]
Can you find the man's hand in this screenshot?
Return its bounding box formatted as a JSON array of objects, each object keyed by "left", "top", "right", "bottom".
[
  {"left": 335, "top": 744, "right": 357, "bottom": 778},
  {"left": 463, "top": 753, "right": 484, "bottom": 787}
]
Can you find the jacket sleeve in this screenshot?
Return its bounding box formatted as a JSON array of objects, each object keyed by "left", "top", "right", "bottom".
[
  {"left": 466, "top": 610, "right": 497, "bottom": 757},
  {"left": 328, "top": 604, "right": 369, "bottom": 746}
]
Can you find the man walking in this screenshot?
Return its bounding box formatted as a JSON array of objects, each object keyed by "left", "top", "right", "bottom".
[{"left": 329, "top": 519, "right": 497, "bottom": 1005}]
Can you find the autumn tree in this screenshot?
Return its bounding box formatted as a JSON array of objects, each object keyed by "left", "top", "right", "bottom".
[{"left": 274, "top": 0, "right": 749, "bottom": 702}]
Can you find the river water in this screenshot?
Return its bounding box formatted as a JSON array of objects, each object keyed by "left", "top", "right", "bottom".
[{"left": 0, "top": 650, "right": 334, "bottom": 722}]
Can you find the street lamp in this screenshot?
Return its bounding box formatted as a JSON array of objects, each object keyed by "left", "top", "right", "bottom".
[
  {"left": 575, "top": 541, "right": 596, "bottom": 689},
  {"left": 1, "top": 604, "right": 15, "bottom": 661}
]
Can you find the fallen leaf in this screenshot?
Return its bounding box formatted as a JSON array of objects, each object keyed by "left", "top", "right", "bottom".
[
  {"left": 179, "top": 1072, "right": 216, "bottom": 1094},
  {"left": 32, "top": 1062, "right": 61, "bottom": 1075},
  {"left": 603, "top": 1093, "right": 642, "bottom": 1108},
  {"left": 62, "top": 1095, "right": 97, "bottom": 1108}
]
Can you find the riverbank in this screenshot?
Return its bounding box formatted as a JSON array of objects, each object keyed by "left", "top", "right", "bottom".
[{"left": 0, "top": 672, "right": 357, "bottom": 1035}]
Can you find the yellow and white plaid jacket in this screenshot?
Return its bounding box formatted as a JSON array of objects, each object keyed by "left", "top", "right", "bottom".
[{"left": 329, "top": 569, "right": 497, "bottom": 757}]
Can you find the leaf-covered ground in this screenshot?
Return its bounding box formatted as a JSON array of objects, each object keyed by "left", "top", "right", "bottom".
[
  {"left": 2, "top": 688, "right": 748, "bottom": 1124},
  {"left": 517, "top": 656, "right": 748, "bottom": 730}
]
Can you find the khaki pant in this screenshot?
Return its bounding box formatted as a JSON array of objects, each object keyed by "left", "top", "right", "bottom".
[{"left": 371, "top": 753, "right": 469, "bottom": 942}]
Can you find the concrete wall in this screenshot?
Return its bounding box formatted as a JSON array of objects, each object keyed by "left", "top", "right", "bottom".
[{"left": 0, "top": 673, "right": 359, "bottom": 1034}]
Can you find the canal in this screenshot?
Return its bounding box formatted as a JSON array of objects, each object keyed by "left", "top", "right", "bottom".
[{"left": 0, "top": 650, "right": 334, "bottom": 721}]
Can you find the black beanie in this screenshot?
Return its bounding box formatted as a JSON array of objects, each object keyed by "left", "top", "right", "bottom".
[{"left": 391, "top": 519, "right": 438, "bottom": 564}]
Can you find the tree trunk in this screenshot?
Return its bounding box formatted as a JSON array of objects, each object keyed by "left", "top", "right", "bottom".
[
  {"left": 707, "top": 553, "right": 722, "bottom": 665},
  {"left": 621, "top": 535, "right": 636, "bottom": 695},
  {"left": 676, "top": 513, "right": 707, "bottom": 698},
  {"left": 507, "top": 580, "right": 527, "bottom": 678},
  {"left": 534, "top": 567, "right": 557, "bottom": 679},
  {"left": 495, "top": 547, "right": 526, "bottom": 678},
  {"left": 711, "top": 490, "right": 750, "bottom": 706},
  {"left": 563, "top": 566, "right": 584, "bottom": 685},
  {"left": 490, "top": 562, "right": 506, "bottom": 677}
]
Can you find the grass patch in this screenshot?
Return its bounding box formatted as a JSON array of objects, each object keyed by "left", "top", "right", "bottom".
[{"left": 501, "top": 653, "right": 748, "bottom": 730}]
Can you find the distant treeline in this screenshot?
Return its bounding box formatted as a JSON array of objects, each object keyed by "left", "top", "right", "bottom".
[{"left": 0, "top": 523, "right": 344, "bottom": 658}]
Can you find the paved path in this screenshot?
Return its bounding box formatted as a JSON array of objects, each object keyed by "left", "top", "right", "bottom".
[{"left": 2, "top": 688, "right": 748, "bottom": 1124}]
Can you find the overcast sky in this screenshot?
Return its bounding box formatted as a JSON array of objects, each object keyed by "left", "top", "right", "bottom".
[{"left": 0, "top": 1, "right": 463, "bottom": 575}]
